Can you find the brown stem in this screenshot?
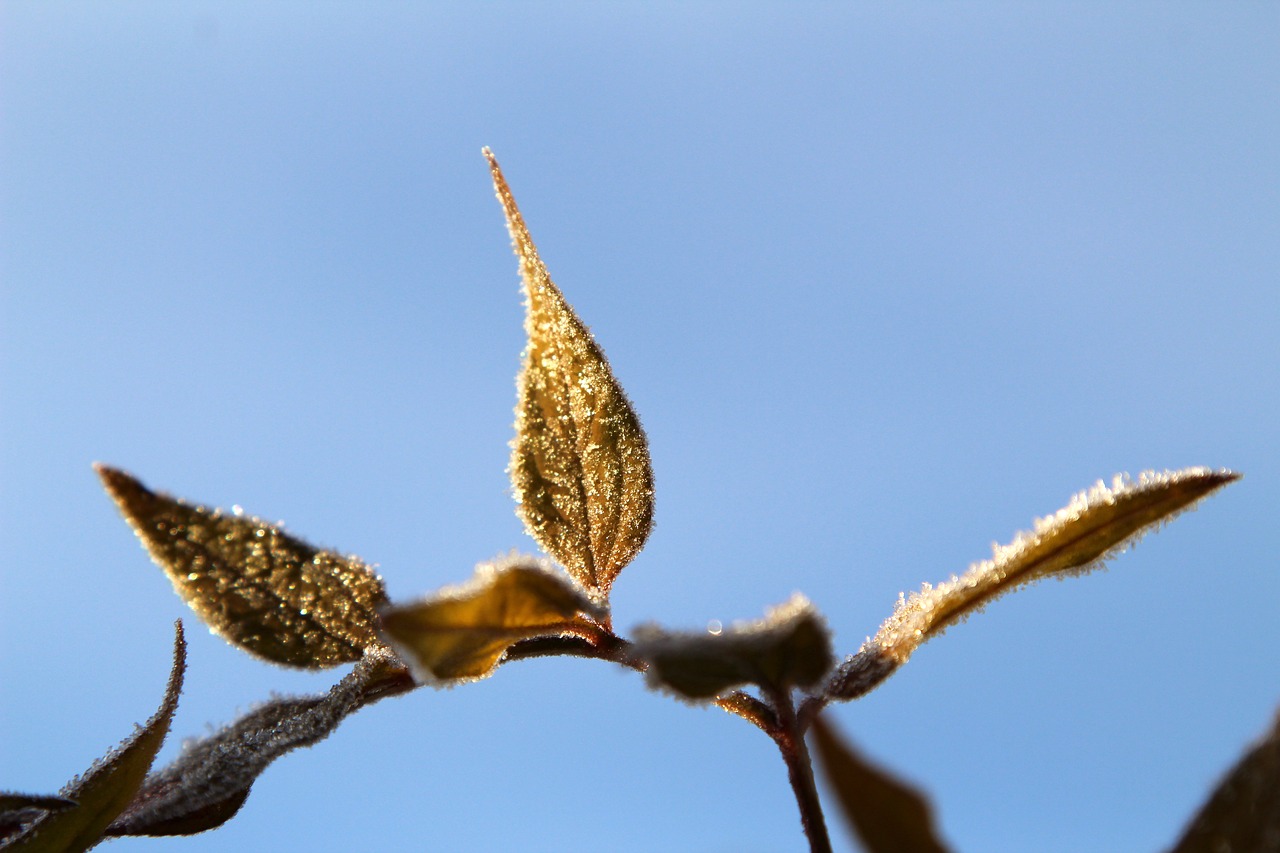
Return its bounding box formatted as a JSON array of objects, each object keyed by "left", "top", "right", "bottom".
[{"left": 770, "top": 687, "right": 832, "bottom": 853}]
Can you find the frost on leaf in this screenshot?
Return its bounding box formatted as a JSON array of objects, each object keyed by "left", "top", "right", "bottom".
[
  {"left": 840, "top": 468, "right": 1239, "bottom": 685},
  {"left": 96, "top": 465, "right": 389, "bottom": 669},
  {"left": 2, "top": 623, "right": 185, "bottom": 852},
  {"left": 380, "top": 555, "right": 607, "bottom": 683},
  {"left": 103, "top": 648, "right": 405, "bottom": 839},
  {"left": 1169, "top": 707, "right": 1280, "bottom": 853},
  {"left": 486, "top": 149, "right": 655, "bottom": 598},
  {"left": 810, "top": 713, "right": 951, "bottom": 853},
  {"left": 634, "top": 595, "right": 834, "bottom": 701}
]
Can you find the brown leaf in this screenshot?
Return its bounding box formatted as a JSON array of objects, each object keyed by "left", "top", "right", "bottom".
[
  {"left": 104, "top": 648, "right": 407, "bottom": 839},
  {"left": 1169, "top": 708, "right": 1280, "bottom": 853},
  {"left": 868, "top": 468, "right": 1238, "bottom": 668},
  {"left": 486, "top": 149, "right": 654, "bottom": 598},
  {"left": 380, "top": 555, "right": 605, "bottom": 682},
  {"left": 810, "top": 713, "right": 951, "bottom": 853},
  {"left": 96, "top": 465, "right": 389, "bottom": 669},
  {"left": 634, "top": 595, "right": 834, "bottom": 701},
  {"left": 3, "top": 623, "right": 185, "bottom": 852}
]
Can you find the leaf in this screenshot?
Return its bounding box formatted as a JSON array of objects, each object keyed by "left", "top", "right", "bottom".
[
  {"left": 3, "top": 623, "right": 185, "bottom": 852},
  {"left": 96, "top": 465, "right": 389, "bottom": 669},
  {"left": 379, "top": 555, "right": 606, "bottom": 682},
  {"left": 854, "top": 468, "right": 1238, "bottom": 677},
  {"left": 103, "top": 648, "right": 407, "bottom": 839},
  {"left": 0, "top": 797, "right": 75, "bottom": 846},
  {"left": 486, "top": 149, "right": 655, "bottom": 598},
  {"left": 633, "top": 595, "right": 834, "bottom": 701},
  {"left": 810, "top": 714, "right": 951, "bottom": 853},
  {"left": 1168, "top": 707, "right": 1280, "bottom": 853}
]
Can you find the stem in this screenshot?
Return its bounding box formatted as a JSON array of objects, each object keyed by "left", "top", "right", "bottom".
[{"left": 770, "top": 688, "right": 832, "bottom": 853}]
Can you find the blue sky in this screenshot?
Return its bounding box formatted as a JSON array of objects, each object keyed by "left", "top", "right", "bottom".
[{"left": 2, "top": 4, "right": 1277, "bottom": 851}]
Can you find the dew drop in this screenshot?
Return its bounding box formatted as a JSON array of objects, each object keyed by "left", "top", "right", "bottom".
[{"left": 707, "top": 619, "right": 723, "bottom": 636}]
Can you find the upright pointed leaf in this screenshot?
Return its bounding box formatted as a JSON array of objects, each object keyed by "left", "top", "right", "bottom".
[
  {"left": 4, "top": 623, "right": 185, "bottom": 852},
  {"left": 380, "top": 556, "right": 606, "bottom": 682},
  {"left": 847, "top": 468, "right": 1237, "bottom": 683},
  {"left": 1169, "top": 708, "right": 1280, "bottom": 853},
  {"left": 810, "top": 714, "right": 951, "bottom": 853},
  {"left": 634, "top": 595, "right": 834, "bottom": 701},
  {"left": 104, "top": 648, "right": 408, "bottom": 839},
  {"left": 97, "top": 465, "right": 389, "bottom": 669},
  {"left": 486, "top": 150, "right": 654, "bottom": 597}
]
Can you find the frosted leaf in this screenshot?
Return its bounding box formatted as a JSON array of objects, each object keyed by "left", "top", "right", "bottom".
[
  {"left": 379, "top": 554, "right": 606, "bottom": 683},
  {"left": 3, "top": 624, "right": 185, "bottom": 851},
  {"left": 864, "top": 468, "right": 1239, "bottom": 670},
  {"left": 633, "top": 595, "right": 834, "bottom": 701},
  {"left": 486, "top": 150, "right": 655, "bottom": 598},
  {"left": 97, "top": 465, "right": 389, "bottom": 669},
  {"left": 104, "top": 647, "right": 408, "bottom": 839}
]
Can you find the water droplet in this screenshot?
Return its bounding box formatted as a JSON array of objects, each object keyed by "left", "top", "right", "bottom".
[{"left": 707, "top": 619, "right": 723, "bottom": 636}]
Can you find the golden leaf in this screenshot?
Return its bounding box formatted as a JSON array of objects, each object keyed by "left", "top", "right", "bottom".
[
  {"left": 868, "top": 468, "right": 1239, "bottom": 667},
  {"left": 1169, "top": 707, "right": 1280, "bottom": 853},
  {"left": 633, "top": 595, "right": 834, "bottom": 701},
  {"left": 97, "top": 465, "right": 389, "bottom": 669},
  {"left": 5, "top": 623, "right": 185, "bottom": 853},
  {"left": 486, "top": 149, "right": 655, "bottom": 597},
  {"left": 810, "top": 713, "right": 951, "bottom": 853},
  {"left": 379, "top": 556, "right": 605, "bottom": 682}
]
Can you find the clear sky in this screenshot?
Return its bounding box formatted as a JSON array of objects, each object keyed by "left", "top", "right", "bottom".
[{"left": 2, "top": 4, "right": 1277, "bottom": 852}]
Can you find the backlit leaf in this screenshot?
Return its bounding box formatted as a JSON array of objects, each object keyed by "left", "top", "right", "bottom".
[
  {"left": 3, "top": 623, "right": 185, "bottom": 852},
  {"left": 863, "top": 468, "right": 1238, "bottom": 671},
  {"left": 97, "top": 465, "right": 389, "bottom": 669},
  {"left": 0, "top": 796, "right": 75, "bottom": 846},
  {"left": 634, "top": 595, "right": 834, "bottom": 701},
  {"left": 380, "top": 555, "right": 606, "bottom": 682},
  {"left": 1169, "top": 708, "right": 1280, "bottom": 853},
  {"left": 810, "top": 713, "right": 951, "bottom": 853},
  {"left": 486, "top": 149, "right": 655, "bottom": 598},
  {"left": 104, "top": 648, "right": 408, "bottom": 838}
]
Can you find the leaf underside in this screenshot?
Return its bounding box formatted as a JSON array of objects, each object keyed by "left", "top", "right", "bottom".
[
  {"left": 486, "top": 150, "right": 655, "bottom": 598},
  {"left": 2, "top": 623, "right": 186, "bottom": 852},
  {"left": 97, "top": 465, "right": 389, "bottom": 669},
  {"left": 863, "top": 468, "right": 1238, "bottom": 673},
  {"left": 634, "top": 595, "right": 834, "bottom": 701},
  {"left": 810, "top": 714, "right": 951, "bottom": 853},
  {"left": 380, "top": 556, "right": 605, "bottom": 682},
  {"left": 104, "top": 648, "right": 406, "bottom": 838},
  {"left": 1169, "top": 708, "right": 1280, "bottom": 853}
]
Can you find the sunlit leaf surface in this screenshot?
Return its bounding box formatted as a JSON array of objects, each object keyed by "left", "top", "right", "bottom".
[
  {"left": 3, "top": 624, "right": 185, "bottom": 852},
  {"left": 1169, "top": 708, "right": 1280, "bottom": 853},
  {"left": 810, "top": 714, "right": 951, "bottom": 853},
  {"left": 868, "top": 468, "right": 1238, "bottom": 666},
  {"left": 97, "top": 465, "right": 389, "bottom": 669},
  {"left": 380, "top": 556, "right": 605, "bottom": 682},
  {"left": 634, "top": 595, "right": 833, "bottom": 701},
  {"left": 487, "top": 150, "right": 654, "bottom": 597},
  {"left": 104, "top": 648, "right": 407, "bottom": 839}
]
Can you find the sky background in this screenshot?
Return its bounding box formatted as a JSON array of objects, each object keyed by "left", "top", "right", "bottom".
[{"left": 2, "top": 4, "right": 1277, "bottom": 852}]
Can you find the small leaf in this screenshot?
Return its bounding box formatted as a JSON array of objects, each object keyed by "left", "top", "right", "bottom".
[
  {"left": 634, "top": 595, "right": 834, "bottom": 701},
  {"left": 96, "top": 465, "right": 389, "bottom": 669},
  {"left": 1169, "top": 707, "right": 1280, "bottom": 853},
  {"left": 104, "top": 648, "right": 407, "bottom": 839},
  {"left": 865, "top": 468, "right": 1238, "bottom": 669},
  {"left": 4, "top": 623, "right": 185, "bottom": 852},
  {"left": 486, "top": 149, "right": 655, "bottom": 598},
  {"left": 380, "top": 555, "right": 606, "bottom": 682},
  {"left": 810, "top": 713, "right": 951, "bottom": 853}
]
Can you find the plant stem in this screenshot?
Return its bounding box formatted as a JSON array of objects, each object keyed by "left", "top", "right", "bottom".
[{"left": 770, "top": 688, "right": 833, "bottom": 853}]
